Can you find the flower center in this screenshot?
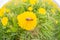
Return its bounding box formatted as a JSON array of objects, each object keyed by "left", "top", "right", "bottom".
[{"left": 26, "top": 18, "right": 33, "bottom": 21}]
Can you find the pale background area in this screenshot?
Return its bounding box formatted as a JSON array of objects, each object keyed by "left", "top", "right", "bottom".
[
  {"left": 0, "top": 0, "right": 60, "bottom": 8},
  {"left": 0, "top": 0, "right": 10, "bottom": 8},
  {"left": 54, "top": 0, "right": 60, "bottom": 7}
]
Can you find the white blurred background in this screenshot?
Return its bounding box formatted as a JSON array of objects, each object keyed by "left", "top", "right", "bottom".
[
  {"left": 0, "top": 0, "right": 60, "bottom": 8},
  {"left": 0, "top": 0, "right": 10, "bottom": 8},
  {"left": 54, "top": 0, "right": 60, "bottom": 7}
]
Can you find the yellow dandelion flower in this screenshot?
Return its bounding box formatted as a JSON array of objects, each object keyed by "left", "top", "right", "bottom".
[
  {"left": 22, "top": 0, "right": 27, "bottom": 2},
  {"left": 28, "top": 6, "right": 33, "bottom": 11},
  {"left": 0, "top": 7, "right": 6, "bottom": 17},
  {"left": 30, "top": 0, "right": 37, "bottom": 5},
  {"left": 1, "top": 17, "right": 8, "bottom": 26},
  {"left": 38, "top": 8, "right": 46, "bottom": 15},
  {"left": 17, "top": 11, "right": 37, "bottom": 30}
]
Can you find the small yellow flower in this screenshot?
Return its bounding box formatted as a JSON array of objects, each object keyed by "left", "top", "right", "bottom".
[
  {"left": 0, "top": 7, "right": 6, "bottom": 17},
  {"left": 28, "top": 6, "right": 33, "bottom": 11},
  {"left": 30, "top": 0, "right": 37, "bottom": 5},
  {"left": 22, "top": 0, "right": 27, "bottom": 2},
  {"left": 1, "top": 17, "right": 8, "bottom": 26},
  {"left": 38, "top": 8, "right": 46, "bottom": 15},
  {"left": 17, "top": 11, "right": 37, "bottom": 30}
]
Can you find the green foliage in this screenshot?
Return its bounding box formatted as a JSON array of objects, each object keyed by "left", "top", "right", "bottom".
[{"left": 0, "top": 0, "right": 60, "bottom": 40}]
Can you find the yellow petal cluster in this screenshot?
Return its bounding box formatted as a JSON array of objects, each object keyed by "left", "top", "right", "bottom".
[
  {"left": 1, "top": 17, "right": 8, "bottom": 26},
  {"left": 0, "top": 7, "right": 5, "bottom": 17},
  {"left": 38, "top": 8, "right": 46, "bottom": 15},
  {"left": 30, "top": 0, "right": 37, "bottom": 5},
  {"left": 17, "top": 11, "right": 37, "bottom": 30},
  {"left": 28, "top": 6, "right": 33, "bottom": 11}
]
